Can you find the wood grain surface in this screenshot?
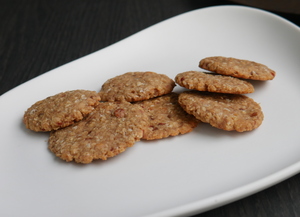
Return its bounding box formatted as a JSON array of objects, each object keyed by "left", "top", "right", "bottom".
[
  {"left": 1, "top": 0, "right": 300, "bottom": 216},
  {"left": 231, "top": 0, "right": 300, "bottom": 14}
]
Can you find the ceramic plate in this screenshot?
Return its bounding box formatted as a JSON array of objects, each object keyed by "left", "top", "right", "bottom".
[{"left": 1, "top": 6, "right": 300, "bottom": 217}]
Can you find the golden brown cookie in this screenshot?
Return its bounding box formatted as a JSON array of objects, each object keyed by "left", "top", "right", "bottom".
[
  {"left": 99, "top": 71, "right": 175, "bottom": 102},
  {"left": 48, "top": 101, "right": 149, "bottom": 164},
  {"left": 175, "top": 71, "right": 254, "bottom": 94},
  {"left": 199, "top": 56, "right": 276, "bottom": 80},
  {"left": 178, "top": 91, "right": 264, "bottom": 132},
  {"left": 23, "top": 90, "right": 100, "bottom": 132},
  {"left": 135, "top": 93, "right": 199, "bottom": 140}
]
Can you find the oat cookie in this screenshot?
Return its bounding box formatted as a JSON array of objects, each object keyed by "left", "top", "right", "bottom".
[
  {"left": 23, "top": 90, "right": 100, "bottom": 132},
  {"left": 178, "top": 91, "right": 263, "bottom": 132},
  {"left": 135, "top": 93, "right": 199, "bottom": 140},
  {"left": 199, "top": 56, "right": 276, "bottom": 80},
  {"left": 99, "top": 71, "right": 175, "bottom": 102},
  {"left": 49, "top": 101, "right": 148, "bottom": 164},
  {"left": 175, "top": 71, "right": 254, "bottom": 94}
]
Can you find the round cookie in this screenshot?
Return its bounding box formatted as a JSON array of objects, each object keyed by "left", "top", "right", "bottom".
[
  {"left": 199, "top": 56, "right": 276, "bottom": 80},
  {"left": 23, "top": 90, "right": 101, "bottom": 132},
  {"left": 48, "top": 101, "right": 149, "bottom": 164},
  {"left": 175, "top": 71, "right": 254, "bottom": 94},
  {"left": 178, "top": 91, "right": 264, "bottom": 132},
  {"left": 135, "top": 93, "right": 199, "bottom": 140},
  {"left": 99, "top": 71, "right": 175, "bottom": 102}
]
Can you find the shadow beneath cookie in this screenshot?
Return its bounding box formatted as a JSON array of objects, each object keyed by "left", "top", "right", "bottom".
[
  {"left": 247, "top": 80, "right": 269, "bottom": 92},
  {"left": 138, "top": 122, "right": 252, "bottom": 146},
  {"left": 193, "top": 123, "right": 254, "bottom": 139},
  {"left": 140, "top": 132, "right": 190, "bottom": 145},
  {"left": 48, "top": 149, "right": 129, "bottom": 167},
  {"left": 91, "top": 149, "right": 136, "bottom": 166}
]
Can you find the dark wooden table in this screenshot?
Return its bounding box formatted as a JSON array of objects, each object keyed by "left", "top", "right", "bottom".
[{"left": 1, "top": 0, "right": 300, "bottom": 216}]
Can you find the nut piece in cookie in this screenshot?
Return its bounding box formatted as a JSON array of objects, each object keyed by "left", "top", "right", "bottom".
[
  {"left": 178, "top": 91, "right": 264, "bottom": 132},
  {"left": 199, "top": 56, "right": 276, "bottom": 80},
  {"left": 48, "top": 101, "right": 149, "bottom": 164},
  {"left": 175, "top": 71, "right": 254, "bottom": 94},
  {"left": 135, "top": 93, "right": 199, "bottom": 140},
  {"left": 99, "top": 71, "right": 175, "bottom": 102},
  {"left": 23, "top": 90, "right": 101, "bottom": 132}
]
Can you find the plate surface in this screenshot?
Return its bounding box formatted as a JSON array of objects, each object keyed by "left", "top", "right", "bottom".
[{"left": 1, "top": 6, "right": 300, "bottom": 217}]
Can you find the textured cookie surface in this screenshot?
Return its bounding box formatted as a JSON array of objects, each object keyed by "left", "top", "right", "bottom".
[
  {"left": 175, "top": 71, "right": 254, "bottom": 94},
  {"left": 99, "top": 71, "right": 175, "bottom": 102},
  {"left": 49, "top": 101, "right": 148, "bottom": 164},
  {"left": 23, "top": 90, "right": 100, "bottom": 132},
  {"left": 135, "top": 93, "right": 199, "bottom": 140},
  {"left": 199, "top": 56, "right": 276, "bottom": 80},
  {"left": 178, "top": 91, "right": 263, "bottom": 132}
]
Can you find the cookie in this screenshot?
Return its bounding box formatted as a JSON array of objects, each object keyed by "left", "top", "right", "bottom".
[
  {"left": 99, "top": 71, "right": 175, "bottom": 102},
  {"left": 178, "top": 91, "right": 263, "bottom": 132},
  {"left": 48, "top": 101, "right": 149, "bottom": 164},
  {"left": 23, "top": 90, "right": 101, "bottom": 132},
  {"left": 135, "top": 93, "right": 199, "bottom": 140},
  {"left": 175, "top": 71, "right": 254, "bottom": 94},
  {"left": 199, "top": 56, "right": 276, "bottom": 80}
]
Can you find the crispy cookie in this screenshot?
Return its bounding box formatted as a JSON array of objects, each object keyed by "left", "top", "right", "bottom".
[
  {"left": 178, "top": 91, "right": 263, "bottom": 132},
  {"left": 135, "top": 93, "right": 199, "bottom": 140},
  {"left": 99, "top": 71, "right": 175, "bottom": 102},
  {"left": 199, "top": 56, "right": 276, "bottom": 80},
  {"left": 23, "top": 90, "right": 100, "bottom": 132},
  {"left": 175, "top": 71, "right": 254, "bottom": 94},
  {"left": 48, "top": 101, "right": 148, "bottom": 164}
]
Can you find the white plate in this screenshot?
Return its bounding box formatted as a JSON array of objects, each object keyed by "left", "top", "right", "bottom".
[{"left": 1, "top": 5, "right": 300, "bottom": 217}]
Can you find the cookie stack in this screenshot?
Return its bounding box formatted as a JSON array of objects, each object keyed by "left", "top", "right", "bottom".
[
  {"left": 23, "top": 56, "right": 275, "bottom": 164},
  {"left": 176, "top": 56, "right": 275, "bottom": 132},
  {"left": 98, "top": 71, "right": 199, "bottom": 140},
  {"left": 23, "top": 71, "right": 198, "bottom": 163}
]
